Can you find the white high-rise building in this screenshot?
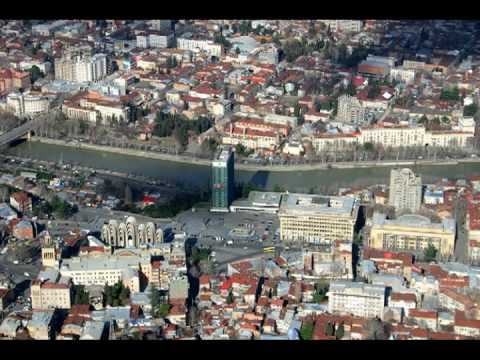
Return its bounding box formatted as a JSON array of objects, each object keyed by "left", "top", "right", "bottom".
[
  {"left": 388, "top": 168, "right": 422, "bottom": 213},
  {"left": 55, "top": 53, "right": 108, "bottom": 83},
  {"left": 337, "top": 94, "right": 366, "bottom": 124}
]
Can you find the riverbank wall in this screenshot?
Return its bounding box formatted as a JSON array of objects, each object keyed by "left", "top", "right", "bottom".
[{"left": 30, "top": 136, "right": 479, "bottom": 172}]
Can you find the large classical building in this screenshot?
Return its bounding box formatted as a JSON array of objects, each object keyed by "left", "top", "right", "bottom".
[
  {"left": 211, "top": 147, "right": 235, "bottom": 212},
  {"left": 59, "top": 249, "right": 152, "bottom": 293},
  {"left": 31, "top": 269, "right": 72, "bottom": 310},
  {"left": 101, "top": 217, "right": 164, "bottom": 248},
  {"left": 388, "top": 168, "right": 423, "bottom": 213},
  {"left": 278, "top": 194, "right": 359, "bottom": 245},
  {"left": 369, "top": 213, "right": 456, "bottom": 258},
  {"left": 327, "top": 280, "right": 386, "bottom": 319},
  {"left": 6, "top": 92, "right": 51, "bottom": 116}
]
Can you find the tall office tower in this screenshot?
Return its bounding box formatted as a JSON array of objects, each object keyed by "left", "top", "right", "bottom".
[
  {"left": 211, "top": 147, "right": 235, "bottom": 212},
  {"left": 388, "top": 168, "right": 422, "bottom": 213}
]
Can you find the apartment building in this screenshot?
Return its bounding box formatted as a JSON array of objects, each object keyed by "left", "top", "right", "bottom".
[
  {"left": 320, "top": 20, "right": 363, "bottom": 33},
  {"left": 55, "top": 53, "right": 108, "bottom": 83},
  {"left": 327, "top": 281, "right": 386, "bottom": 319},
  {"left": 31, "top": 269, "right": 72, "bottom": 310},
  {"left": 438, "top": 288, "right": 476, "bottom": 312},
  {"left": 9, "top": 191, "right": 32, "bottom": 213},
  {"left": 388, "top": 168, "right": 422, "bottom": 213},
  {"left": 177, "top": 38, "right": 223, "bottom": 58},
  {"left": 390, "top": 67, "right": 416, "bottom": 84},
  {"left": 0, "top": 68, "right": 30, "bottom": 93},
  {"left": 369, "top": 213, "right": 456, "bottom": 257},
  {"left": 278, "top": 194, "right": 359, "bottom": 245},
  {"left": 312, "top": 133, "right": 358, "bottom": 153},
  {"left": 136, "top": 31, "right": 174, "bottom": 49},
  {"left": 359, "top": 125, "right": 426, "bottom": 148},
  {"left": 337, "top": 94, "right": 366, "bottom": 124}
]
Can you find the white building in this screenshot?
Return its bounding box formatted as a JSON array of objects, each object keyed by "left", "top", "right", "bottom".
[
  {"left": 388, "top": 168, "right": 422, "bottom": 213},
  {"left": 390, "top": 67, "right": 416, "bottom": 85},
  {"left": 55, "top": 53, "right": 108, "bottom": 83},
  {"left": 337, "top": 94, "right": 366, "bottom": 125},
  {"left": 176, "top": 38, "right": 223, "bottom": 58},
  {"left": 327, "top": 281, "right": 386, "bottom": 319},
  {"left": 6, "top": 92, "right": 50, "bottom": 116}
]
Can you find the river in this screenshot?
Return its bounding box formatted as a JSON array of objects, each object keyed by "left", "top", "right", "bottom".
[{"left": 5, "top": 141, "right": 480, "bottom": 193}]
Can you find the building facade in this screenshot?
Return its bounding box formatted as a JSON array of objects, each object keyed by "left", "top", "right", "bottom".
[
  {"left": 278, "top": 194, "right": 359, "bottom": 245},
  {"left": 55, "top": 53, "right": 108, "bottom": 83},
  {"left": 369, "top": 213, "right": 456, "bottom": 258},
  {"left": 337, "top": 94, "right": 366, "bottom": 125},
  {"left": 211, "top": 147, "right": 235, "bottom": 212},
  {"left": 101, "top": 217, "right": 164, "bottom": 248},
  {"left": 327, "top": 281, "right": 386, "bottom": 319},
  {"left": 388, "top": 168, "right": 422, "bottom": 213}
]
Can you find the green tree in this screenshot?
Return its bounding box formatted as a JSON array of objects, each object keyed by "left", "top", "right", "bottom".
[
  {"left": 325, "top": 322, "right": 335, "bottom": 336},
  {"left": 300, "top": 321, "right": 314, "bottom": 340},
  {"left": 235, "top": 47, "right": 241, "bottom": 55},
  {"left": 424, "top": 243, "right": 438, "bottom": 262},
  {"left": 464, "top": 103, "right": 478, "bottom": 117},
  {"left": 363, "top": 142, "right": 375, "bottom": 152},
  {"left": 336, "top": 323, "right": 345, "bottom": 340},
  {"left": 313, "top": 282, "right": 329, "bottom": 303},
  {"left": 73, "top": 285, "right": 90, "bottom": 305},
  {"left": 226, "top": 289, "right": 234, "bottom": 304},
  {"left": 158, "top": 303, "right": 171, "bottom": 318},
  {"left": 28, "top": 65, "right": 44, "bottom": 84}
]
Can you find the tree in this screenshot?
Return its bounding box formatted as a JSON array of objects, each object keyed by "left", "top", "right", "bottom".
[
  {"left": 336, "top": 323, "right": 345, "bottom": 340},
  {"left": 363, "top": 142, "right": 375, "bottom": 152},
  {"left": 325, "top": 322, "right": 335, "bottom": 336},
  {"left": 226, "top": 289, "right": 234, "bottom": 304},
  {"left": 424, "top": 243, "right": 438, "bottom": 262},
  {"left": 235, "top": 47, "right": 241, "bottom": 56},
  {"left": 300, "top": 321, "right": 314, "bottom": 340},
  {"left": 157, "top": 303, "right": 171, "bottom": 318},
  {"left": 124, "top": 183, "right": 133, "bottom": 205},
  {"left": 464, "top": 103, "right": 478, "bottom": 117},
  {"left": 73, "top": 285, "right": 90, "bottom": 305},
  {"left": 367, "top": 83, "right": 381, "bottom": 99},
  {"left": 28, "top": 65, "right": 44, "bottom": 84}
]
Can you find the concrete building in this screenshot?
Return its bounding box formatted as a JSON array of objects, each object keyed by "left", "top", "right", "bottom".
[
  {"left": 31, "top": 269, "right": 72, "bottom": 310},
  {"left": 278, "top": 194, "right": 359, "bottom": 245},
  {"left": 9, "top": 191, "right": 32, "bottom": 213},
  {"left": 390, "top": 67, "right": 416, "bottom": 85},
  {"left": 320, "top": 20, "right": 363, "bottom": 33},
  {"left": 388, "top": 168, "right": 422, "bottom": 213},
  {"left": 369, "top": 213, "right": 456, "bottom": 258},
  {"left": 55, "top": 53, "right": 108, "bottom": 83},
  {"left": 177, "top": 37, "right": 223, "bottom": 58},
  {"left": 101, "top": 217, "right": 164, "bottom": 248},
  {"left": 6, "top": 92, "right": 50, "bottom": 116},
  {"left": 230, "top": 191, "right": 283, "bottom": 214},
  {"left": 211, "top": 147, "right": 235, "bottom": 212},
  {"left": 337, "top": 94, "right": 366, "bottom": 125},
  {"left": 327, "top": 281, "right": 386, "bottom": 319},
  {"left": 59, "top": 250, "right": 151, "bottom": 293}
]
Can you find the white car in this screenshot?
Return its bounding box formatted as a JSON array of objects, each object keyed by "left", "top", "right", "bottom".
[
  {"left": 24, "top": 272, "right": 30, "bottom": 277},
  {"left": 243, "top": 247, "right": 248, "bottom": 250},
  {"left": 13, "top": 260, "right": 19, "bottom": 265}
]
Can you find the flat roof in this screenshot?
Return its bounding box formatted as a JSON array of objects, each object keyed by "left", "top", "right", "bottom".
[
  {"left": 372, "top": 212, "right": 455, "bottom": 233},
  {"left": 279, "top": 193, "right": 357, "bottom": 217}
]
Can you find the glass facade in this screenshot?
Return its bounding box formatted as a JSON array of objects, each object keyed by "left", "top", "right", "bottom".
[{"left": 211, "top": 148, "right": 234, "bottom": 211}]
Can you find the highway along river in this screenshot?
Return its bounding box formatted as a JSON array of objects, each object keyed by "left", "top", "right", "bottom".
[{"left": 6, "top": 141, "right": 480, "bottom": 193}]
